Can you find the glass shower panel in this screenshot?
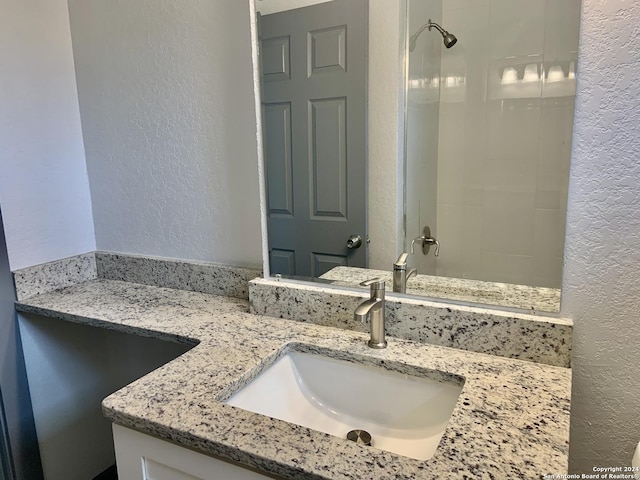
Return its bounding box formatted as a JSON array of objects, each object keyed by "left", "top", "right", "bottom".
[
  {"left": 404, "top": 0, "right": 442, "bottom": 276},
  {"left": 404, "top": 0, "right": 579, "bottom": 289}
]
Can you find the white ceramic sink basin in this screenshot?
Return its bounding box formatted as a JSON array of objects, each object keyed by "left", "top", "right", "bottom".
[{"left": 225, "top": 347, "right": 464, "bottom": 460}]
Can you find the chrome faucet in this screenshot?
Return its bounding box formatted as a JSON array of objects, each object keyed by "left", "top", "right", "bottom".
[
  {"left": 392, "top": 253, "right": 417, "bottom": 293},
  {"left": 354, "top": 278, "right": 387, "bottom": 349}
]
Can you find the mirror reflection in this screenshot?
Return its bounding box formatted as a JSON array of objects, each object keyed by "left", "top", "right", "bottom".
[{"left": 258, "top": 0, "right": 581, "bottom": 313}]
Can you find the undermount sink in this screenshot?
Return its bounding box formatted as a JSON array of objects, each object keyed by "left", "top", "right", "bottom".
[{"left": 225, "top": 345, "right": 464, "bottom": 460}]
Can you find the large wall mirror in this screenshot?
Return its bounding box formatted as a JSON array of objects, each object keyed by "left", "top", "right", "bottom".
[{"left": 255, "top": 0, "right": 581, "bottom": 313}]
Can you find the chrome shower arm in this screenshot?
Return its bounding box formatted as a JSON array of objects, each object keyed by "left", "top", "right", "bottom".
[
  {"left": 409, "top": 18, "right": 457, "bottom": 51},
  {"left": 427, "top": 20, "right": 446, "bottom": 36},
  {"left": 409, "top": 23, "right": 430, "bottom": 51}
]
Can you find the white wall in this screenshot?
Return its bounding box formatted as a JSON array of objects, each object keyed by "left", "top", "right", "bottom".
[
  {"left": 0, "top": 0, "right": 96, "bottom": 271},
  {"left": 68, "top": 0, "right": 263, "bottom": 268},
  {"left": 562, "top": 0, "right": 640, "bottom": 471},
  {"left": 367, "top": 0, "right": 404, "bottom": 270}
]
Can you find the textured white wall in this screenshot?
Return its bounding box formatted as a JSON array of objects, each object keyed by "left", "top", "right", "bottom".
[
  {"left": 563, "top": 0, "right": 640, "bottom": 471},
  {"left": 367, "top": 0, "right": 404, "bottom": 270},
  {"left": 0, "top": 0, "right": 96, "bottom": 271},
  {"left": 68, "top": 0, "right": 262, "bottom": 268}
]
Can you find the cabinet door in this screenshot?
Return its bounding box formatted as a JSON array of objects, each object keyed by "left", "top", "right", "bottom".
[{"left": 112, "top": 425, "right": 276, "bottom": 480}]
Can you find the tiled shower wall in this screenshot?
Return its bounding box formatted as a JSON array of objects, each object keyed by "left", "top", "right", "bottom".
[
  {"left": 405, "top": 0, "right": 442, "bottom": 275},
  {"left": 407, "top": 0, "right": 580, "bottom": 288}
]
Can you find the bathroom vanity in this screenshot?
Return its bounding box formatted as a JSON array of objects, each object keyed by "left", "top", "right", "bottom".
[{"left": 14, "top": 257, "right": 571, "bottom": 480}]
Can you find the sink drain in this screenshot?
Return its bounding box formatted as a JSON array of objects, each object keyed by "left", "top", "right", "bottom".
[{"left": 346, "top": 429, "right": 372, "bottom": 446}]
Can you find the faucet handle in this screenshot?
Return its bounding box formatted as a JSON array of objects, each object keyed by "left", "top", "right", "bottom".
[
  {"left": 359, "top": 278, "right": 386, "bottom": 290},
  {"left": 394, "top": 253, "right": 409, "bottom": 269}
]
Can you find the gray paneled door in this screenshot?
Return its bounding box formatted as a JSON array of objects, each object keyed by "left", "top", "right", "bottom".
[{"left": 260, "top": 0, "right": 367, "bottom": 277}]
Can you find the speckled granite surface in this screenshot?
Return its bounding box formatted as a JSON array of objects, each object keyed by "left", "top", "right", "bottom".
[
  {"left": 13, "top": 252, "right": 262, "bottom": 301},
  {"left": 250, "top": 278, "right": 572, "bottom": 368},
  {"left": 16, "top": 279, "right": 570, "bottom": 480},
  {"left": 96, "top": 252, "right": 262, "bottom": 299},
  {"left": 320, "top": 266, "right": 561, "bottom": 313},
  {"left": 13, "top": 252, "right": 97, "bottom": 301}
]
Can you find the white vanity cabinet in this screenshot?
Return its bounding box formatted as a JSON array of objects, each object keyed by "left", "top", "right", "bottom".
[{"left": 112, "top": 425, "right": 276, "bottom": 480}]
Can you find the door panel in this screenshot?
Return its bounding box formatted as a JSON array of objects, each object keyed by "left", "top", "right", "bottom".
[
  {"left": 308, "top": 26, "right": 346, "bottom": 75},
  {"left": 312, "top": 253, "right": 347, "bottom": 277},
  {"left": 309, "top": 97, "right": 347, "bottom": 219},
  {"left": 261, "top": 0, "right": 367, "bottom": 277},
  {"left": 269, "top": 249, "right": 296, "bottom": 276},
  {"left": 261, "top": 36, "right": 290, "bottom": 82},
  {"left": 263, "top": 103, "right": 294, "bottom": 217}
]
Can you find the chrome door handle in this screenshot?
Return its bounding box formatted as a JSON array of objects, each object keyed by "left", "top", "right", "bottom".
[{"left": 347, "top": 234, "right": 363, "bottom": 249}]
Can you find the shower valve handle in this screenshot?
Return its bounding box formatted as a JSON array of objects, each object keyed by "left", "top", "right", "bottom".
[{"left": 411, "top": 226, "right": 440, "bottom": 257}]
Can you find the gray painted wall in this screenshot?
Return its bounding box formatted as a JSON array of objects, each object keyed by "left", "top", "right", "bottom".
[
  {"left": 19, "top": 314, "right": 190, "bottom": 480},
  {"left": 0, "top": 211, "right": 43, "bottom": 480},
  {"left": 0, "top": 395, "right": 10, "bottom": 480},
  {"left": 562, "top": 0, "right": 640, "bottom": 472}
]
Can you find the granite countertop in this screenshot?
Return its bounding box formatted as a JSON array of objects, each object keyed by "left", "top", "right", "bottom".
[
  {"left": 319, "top": 266, "right": 561, "bottom": 313},
  {"left": 16, "top": 279, "right": 571, "bottom": 479}
]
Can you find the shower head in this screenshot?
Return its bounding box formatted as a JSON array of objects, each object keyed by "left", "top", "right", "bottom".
[
  {"left": 409, "top": 19, "right": 457, "bottom": 52},
  {"left": 442, "top": 32, "right": 458, "bottom": 49},
  {"left": 429, "top": 20, "right": 457, "bottom": 48}
]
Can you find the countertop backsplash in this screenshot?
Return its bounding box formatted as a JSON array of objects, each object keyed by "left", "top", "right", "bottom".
[
  {"left": 12, "top": 251, "right": 262, "bottom": 301},
  {"left": 13, "top": 253, "right": 572, "bottom": 368},
  {"left": 249, "top": 278, "right": 572, "bottom": 368}
]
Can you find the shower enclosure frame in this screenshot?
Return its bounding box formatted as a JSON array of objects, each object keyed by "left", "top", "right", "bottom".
[
  {"left": 401, "top": 0, "right": 442, "bottom": 267},
  {"left": 400, "top": 0, "right": 409, "bottom": 255}
]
